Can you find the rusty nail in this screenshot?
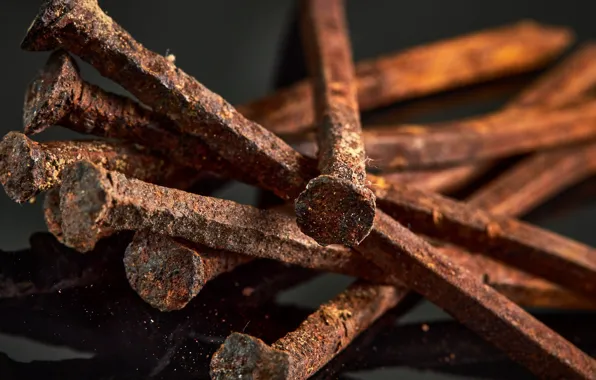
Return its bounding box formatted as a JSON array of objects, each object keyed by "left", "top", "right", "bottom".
[
  {"left": 20, "top": 0, "right": 316, "bottom": 203},
  {"left": 210, "top": 281, "right": 407, "bottom": 379},
  {"left": 362, "top": 99, "right": 596, "bottom": 169},
  {"left": 240, "top": 21, "right": 572, "bottom": 136},
  {"left": 439, "top": 245, "right": 595, "bottom": 310},
  {"left": 58, "top": 162, "right": 596, "bottom": 377},
  {"left": 467, "top": 142, "right": 596, "bottom": 216},
  {"left": 0, "top": 131, "right": 196, "bottom": 203},
  {"left": 57, "top": 161, "right": 384, "bottom": 281},
  {"left": 123, "top": 230, "right": 252, "bottom": 311},
  {"left": 294, "top": 0, "right": 375, "bottom": 246},
  {"left": 356, "top": 211, "right": 596, "bottom": 379},
  {"left": 509, "top": 43, "right": 596, "bottom": 109},
  {"left": 23, "top": 50, "right": 241, "bottom": 179},
  {"left": 374, "top": 181, "right": 596, "bottom": 300}
]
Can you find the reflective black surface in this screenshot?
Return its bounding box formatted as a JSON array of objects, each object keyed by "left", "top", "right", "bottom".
[{"left": 1, "top": 1, "right": 596, "bottom": 379}]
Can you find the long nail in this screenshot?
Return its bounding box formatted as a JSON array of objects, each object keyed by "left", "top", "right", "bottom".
[
  {"left": 23, "top": 50, "right": 242, "bottom": 179},
  {"left": 295, "top": 0, "right": 375, "bottom": 246},
  {"left": 240, "top": 21, "right": 572, "bottom": 135},
  {"left": 0, "top": 131, "right": 195, "bottom": 203},
  {"left": 59, "top": 162, "right": 596, "bottom": 377},
  {"left": 381, "top": 162, "right": 491, "bottom": 194},
  {"left": 467, "top": 142, "right": 596, "bottom": 216},
  {"left": 357, "top": 211, "right": 596, "bottom": 379},
  {"left": 440, "top": 245, "right": 594, "bottom": 309},
  {"left": 509, "top": 43, "right": 596, "bottom": 109},
  {"left": 374, "top": 182, "right": 596, "bottom": 300},
  {"left": 24, "top": 0, "right": 385, "bottom": 245},
  {"left": 123, "top": 230, "right": 252, "bottom": 311},
  {"left": 57, "top": 161, "right": 384, "bottom": 280},
  {"left": 210, "top": 281, "right": 406, "bottom": 379},
  {"left": 362, "top": 99, "right": 596, "bottom": 169}
]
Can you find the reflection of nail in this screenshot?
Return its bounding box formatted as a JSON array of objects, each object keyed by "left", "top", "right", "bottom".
[
  {"left": 124, "top": 231, "right": 252, "bottom": 311},
  {"left": 0, "top": 132, "right": 193, "bottom": 203},
  {"left": 211, "top": 281, "right": 406, "bottom": 379},
  {"left": 58, "top": 162, "right": 383, "bottom": 281},
  {"left": 240, "top": 21, "right": 573, "bottom": 136},
  {"left": 0, "top": 233, "right": 127, "bottom": 299},
  {"left": 295, "top": 0, "right": 375, "bottom": 246}
]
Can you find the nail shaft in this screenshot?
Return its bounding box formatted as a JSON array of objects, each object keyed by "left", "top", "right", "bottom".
[
  {"left": 467, "top": 142, "right": 596, "bottom": 216},
  {"left": 239, "top": 21, "right": 572, "bottom": 135},
  {"left": 24, "top": 50, "right": 245, "bottom": 180},
  {"left": 22, "top": 0, "right": 379, "bottom": 245},
  {"left": 377, "top": 163, "right": 490, "bottom": 194},
  {"left": 57, "top": 161, "right": 384, "bottom": 281},
  {"left": 508, "top": 43, "right": 596, "bottom": 109},
  {"left": 295, "top": 0, "right": 375, "bottom": 246},
  {"left": 356, "top": 212, "right": 596, "bottom": 379},
  {"left": 0, "top": 131, "right": 196, "bottom": 203},
  {"left": 362, "top": 99, "right": 596, "bottom": 169},
  {"left": 374, "top": 182, "right": 596, "bottom": 300},
  {"left": 439, "top": 245, "right": 594, "bottom": 309}
]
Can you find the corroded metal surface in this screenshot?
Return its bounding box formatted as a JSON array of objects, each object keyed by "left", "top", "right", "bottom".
[
  {"left": 58, "top": 162, "right": 385, "bottom": 281},
  {"left": 21, "top": 0, "right": 316, "bottom": 205},
  {"left": 0, "top": 132, "right": 194, "bottom": 203},
  {"left": 211, "top": 282, "right": 406, "bottom": 380},
  {"left": 374, "top": 183, "right": 596, "bottom": 300},
  {"left": 295, "top": 0, "right": 375, "bottom": 246},
  {"left": 509, "top": 43, "right": 596, "bottom": 109},
  {"left": 362, "top": 99, "right": 596, "bottom": 169},
  {"left": 357, "top": 211, "right": 596, "bottom": 379},
  {"left": 23, "top": 50, "right": 240, "bottom": 179},
  {"left": 239, "top": 21, "right": 572, "bottom": 135},
  {"left": 123, "top": 231, "right": 252, "bottom": 311},
  {"left": 467, "top": 142, "right": 596, "bottom": 215}
]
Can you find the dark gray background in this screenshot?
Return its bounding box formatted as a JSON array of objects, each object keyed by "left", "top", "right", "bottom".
[{"left": 0, "top": 1, "right": 595, "bottom": 379}]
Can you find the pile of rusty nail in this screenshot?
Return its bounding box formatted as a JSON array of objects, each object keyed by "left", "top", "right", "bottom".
[{"left": 1, "top": 0, "right": 596, "bottom": 378}]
